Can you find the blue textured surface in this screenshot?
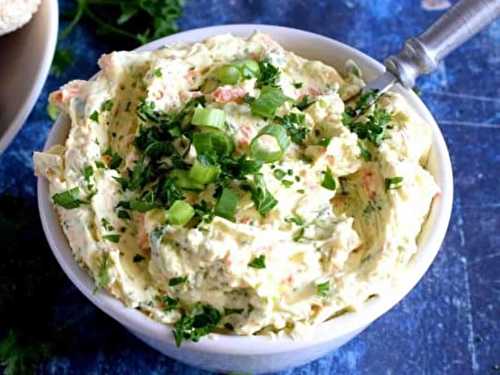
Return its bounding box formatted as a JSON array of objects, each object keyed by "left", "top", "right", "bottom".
[{"left": 1, "top": 0, "right": 499, "bottom": 373}]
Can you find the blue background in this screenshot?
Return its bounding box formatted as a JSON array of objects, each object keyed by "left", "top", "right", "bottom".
[{"left": 1, "top": 0, "right": 499, "bottom": 373}]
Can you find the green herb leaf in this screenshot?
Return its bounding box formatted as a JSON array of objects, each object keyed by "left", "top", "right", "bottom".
[
  {"left": 358, "top": 141, "right": 372, "bottom": 161},
  {"left": 100, "top": 99, "right": 114, "bottom": 112},
  {"left": 248, "top": 255, "right": 266, "bottom": 269},
  {"left": 96, "top": 252, "right": 112, "bottom": 289},
  {"left": 173, "top": 304, "right": 222, "bottom": 346},
  {"left": 295, "top": 95, "right": 315, "bottom": 111},
  {"left": 103, "top": 234, "right": 120, "bottom": 243},
  {"left": 257, "top": 60, "right": 280, "bottom": 87},
  {"left": 316, "top": 281, "right": 330, "bottom": 297},
  {"left": 162, "top": 296, "right": 179, "bottom": 312},
  {"left": 385, "top": 176, "right": 404, "bottom": 190},
  {"left": 169, "top": 276, "right": 188, "bottom": 287},
  {"left": 248, "top": 174, "right": 278, "bottom": 216},
  {"left": 89, "top": 111, "right": 99, "bottom": 123},
  {"left": 321, "top": 167, "right": 336, "bottom": 190},
  {"left": 277, "top": 112, "right": 309, "bottom": 145},
  {"left": 52, "top": 188, "right": 85, "bottom": 209}
]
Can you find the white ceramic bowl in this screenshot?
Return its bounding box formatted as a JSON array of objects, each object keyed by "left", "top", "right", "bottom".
[
  {"left": 0, "top": 0, "right": 58, "bottom": 153},
  {"left": 37, "top": 24, "right": 453, "bottom": 374}
]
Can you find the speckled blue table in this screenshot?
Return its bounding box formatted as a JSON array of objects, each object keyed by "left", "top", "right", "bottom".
[{"left": 1, "top": 0, "right": 499, "bottom": 374}]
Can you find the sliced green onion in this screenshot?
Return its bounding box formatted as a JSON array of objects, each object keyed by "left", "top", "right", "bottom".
[
  {"left": 250, "top": 86, "right": 289, "bottom": 119},
  {"left": 169, "top": 169, "right": 205, "bottom": 191},
  {"left": 214, "top": 188, "right": 239, "bottom": 221},
  {"left": 250, "top": 124, "right": 290, "bottom": 163},
  {"left": 235, "top": 59, "right": 260, "bottom": 79},
  {"left": 192, "top": 107, "right": 226, "bottom": 130},
  {"left": 189, "top": 158, "right": 220, "bottom": 184},
  {"left": 167, "top": 200, "right": 195, "bottom": 226},
  {"left": 192, "top": 131, "right": 234, "bottom": 157},
  {"left": 214, "top": 65, "right": 241, "bottom": 85}
]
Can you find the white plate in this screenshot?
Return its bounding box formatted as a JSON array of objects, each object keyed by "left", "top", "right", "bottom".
[
  {"left": 0, "top": 0, "right": 58, "bottom": 153},
  {"left": 38, "top": 25, "right": 453, "bottom": 374}
]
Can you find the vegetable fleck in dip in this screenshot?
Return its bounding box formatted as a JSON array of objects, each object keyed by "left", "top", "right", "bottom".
[{"left": 34, "top": 33, "right": 439, "bottom": 345}]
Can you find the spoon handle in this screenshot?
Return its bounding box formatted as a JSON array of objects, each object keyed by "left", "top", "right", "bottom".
[{"left": 384, "top": 0, "right": 500, "bottom": 88}]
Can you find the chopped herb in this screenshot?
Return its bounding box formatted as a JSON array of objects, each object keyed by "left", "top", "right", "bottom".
[
  {"left": 285, "top": 214, "right": 304, "bottom": 226},
  {"left": 318, "top": 137, "right": 331, "bottom": 147},
  {"left": 281, "top": 179, "right": 293, "bottom": 188},
  {"left": 277, "top": 112, "right": 309, "bottom": 145},
  {"left": 153, "top": 67, "right": 162, "bottom": 77},
  {"left": 83, "top": 165, "right": 93, "bottom": 184},
  {"left": 292, "top": 227, "right": 305, "bottom": 242},
  {"left": 385, "top": 176, "right": 404, "bottom": 190},
  {"left": 52, "top": 188, "right": 85, "bottom": 209},
  {"left": 273, "top": 169, "right": 286, "bottom": 180},
  {"left": 133, "top": 254, "right": 146, "bottom": 263},
  {"left": 117, "top": 209, "right": 131, "bottom": 220},
  {"left": 293, "top": 82, "right": 303, "bottom": 89},
  {"left": 173, "top": 304, "right": 221, "bottom": 346},
  {"left": 103, "top": 147, "right": 123, "bottom": 169},
  {"left": 214, "top": 188, "right": 239, "bottom": 221},
  {"left": 257, "top": 59, "right": 280, "bottom": 87},
  {"left": 100, "top": 99, "right": 113, "bottom": 112},
  {"left": 316, "top": 281, "right": 330, "bottom": 297},
  {"left": 103, "top": 234, "right": 120, "bottom": 243},
  {"left": 162, "top": 296, "right": 178, "bottom": 312},
  {"left": 96, "top": 252, "right": 111, "bottom": 289},
  {"left": 295, "top": 95, "right": 315, "bottom": 111},
  {"left": 129, "top": 191, "right": 157, "bottom": 212},
  {"left": 101, "top": 218, "right": 114, "bottom": 231},
  {"left": 193, "top": 200, "right": 214, "bottom": 224},
  {"left": 169, "top": 276, "right": 188, "bottom": 287},
  {"left": 89, "top": 110, "right": 99, "bottom": 123},
  {"left": 321, "top": 167, "right": 336, "bottom": 190},
  {"left": 248, "top": 255, "right": 266, "bottom": 269},
  {"left": 248, "top": 174, "right": 278, "bottom": 216},
  {"left": 95, "top": 161, "right": 106, "bottom": 169}
]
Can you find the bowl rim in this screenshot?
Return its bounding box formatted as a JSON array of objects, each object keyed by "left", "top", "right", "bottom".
[
  {"left": 0, "top": 0, "right": 59, "bottom": 153},
  {"left": 37, "top": 24, "right": 453, "bottom": 355}
]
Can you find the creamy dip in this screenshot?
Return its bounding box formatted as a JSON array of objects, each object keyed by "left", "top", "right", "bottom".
[{"left": 34, "top": 33, "right": 439, "bottom": 344}]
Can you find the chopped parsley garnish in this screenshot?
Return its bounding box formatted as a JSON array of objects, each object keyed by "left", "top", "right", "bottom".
[
  {"left": 162, "top": 296, "right": 178, "bottom": 312},
  {"left": 281, "top": 179, "right": 293, "bottom": 188},
  {"left": 286, "top": 214, "right": 305, "bottom": 226},
  {"left": 318, "top": 137, "right": 331, "bottom": 147},
  {"left": 100, "top": 99, "right": 114, "bottom": 112},
  {"left": 257, "top": 59, "right": 280, "bottom": 87},
  {"left": 278, "top": 112, "right": 309, "bottom": 145},
  {"left": 321, "top": 167, "right": 336, "bottom": 190},
  {"left": 273, "top": 169, "right": 286, "bottom": 180},
  {"left": 95, "top": 161, "right": 106, "bottom": 169},
  {"left": 133, "top": 254, "right": 146, "bottom": 263},
  {"left": 173, "top": 304, "right": 222, "bottom": 347},
  {"left": 101, "top": 218, "right": 114, "bottom": 231},
  {"left": 96, "top": 252, "right": 111, "bottom": 289},
  {"left": 295, "top": 95, "right": 315, "bottom": 111},
  {"left": 293, "top": 82, "right": 303, "bottom": 89},
  {"left": 247, "top": 174, "right": 278, "bottom": 216},
  {"left": 316, "top": 281, "right": 330, "bottom": 297},
  {"left": 248, "top": 255, "right": 266, "bottom": 269},
  {"left": 153, "top": 67, "right": 162, "bottom": 77},
  {"left": 89, "top": 110, "right": 99, "bottom": 123},
  {"left": 385, "top": 176, "right": 404, "bottom": 190},
  {"left": 103, "top": 234, "right": 120, "bottom": 243},
  {"left": 103, "top": 147, "right": 123, "bottom": 169},
  {"left": 52, "top": 188, "right": 85, "bottom": 209},
  {"left": 342, "top": 90, "right": 392, "bottom": 146},
  {"left": 117, "top": 209, "right": 131, "bottom": 220},
  {"left": 169, "top": 276, "right": 188, "bottom": 287},
  {"left": 83, "top": 165, "right": 93, "bottom": 187}
]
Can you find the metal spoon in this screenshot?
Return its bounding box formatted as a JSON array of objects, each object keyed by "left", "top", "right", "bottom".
[{"left": 359, "top": 0, "right": 500, "bottom": 107}]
